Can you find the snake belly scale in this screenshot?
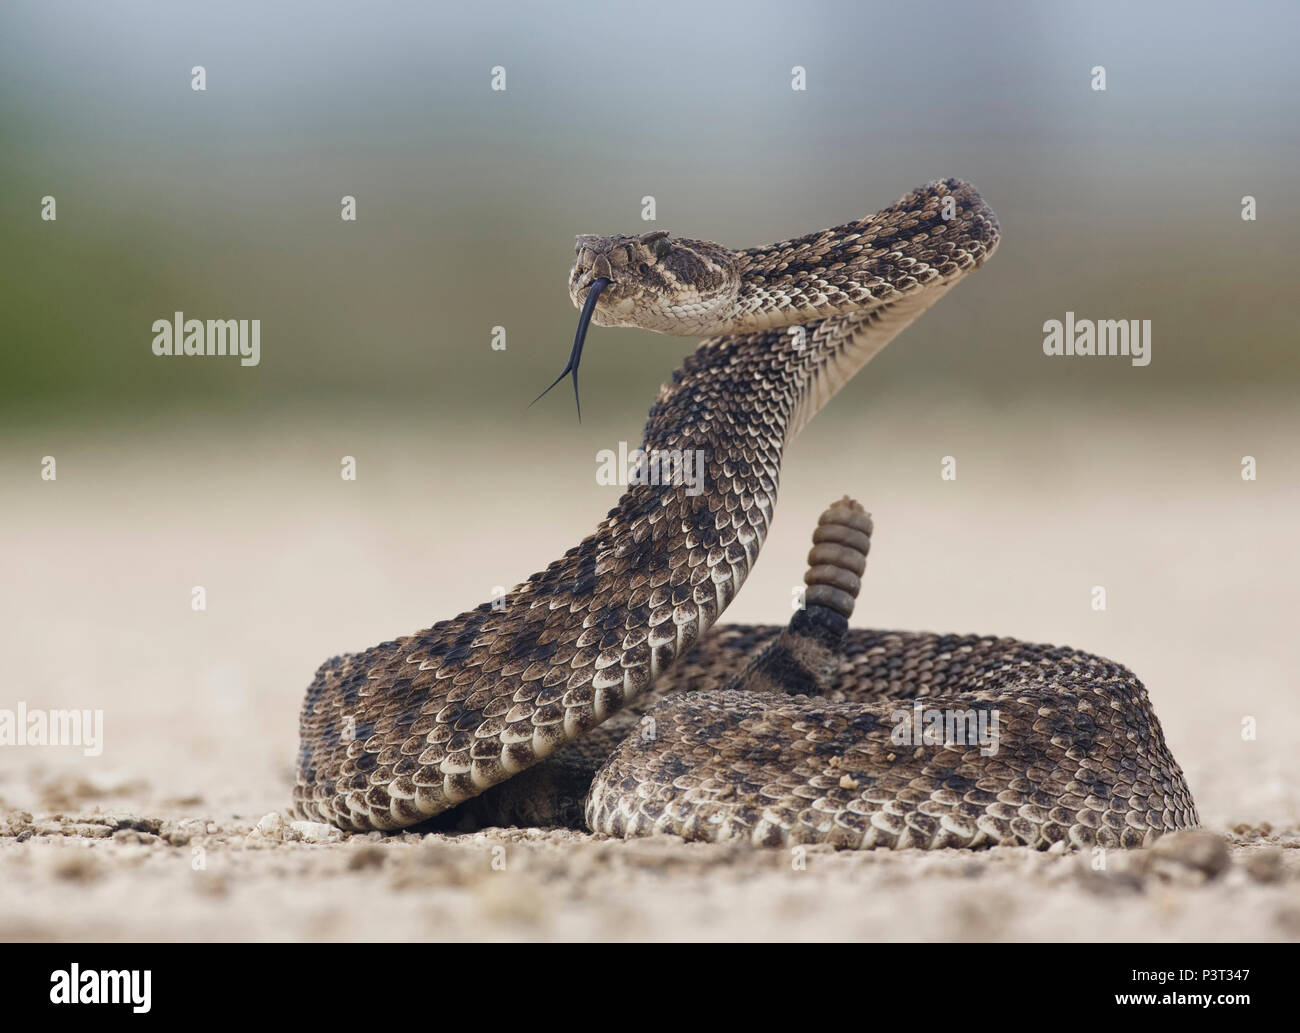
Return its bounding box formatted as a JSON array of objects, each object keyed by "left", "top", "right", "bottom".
[{"left": 293, "top": 179, "right": 1197, "bottom": 850}]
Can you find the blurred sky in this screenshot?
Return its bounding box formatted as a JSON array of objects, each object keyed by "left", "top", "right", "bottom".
[{"left": 1, "top": 0, "right": 1298, "bottom": 436}]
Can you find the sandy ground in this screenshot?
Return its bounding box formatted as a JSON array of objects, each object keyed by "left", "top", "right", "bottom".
[{"left": 2, "top": 395, "right": 1298, "bottom": 941}]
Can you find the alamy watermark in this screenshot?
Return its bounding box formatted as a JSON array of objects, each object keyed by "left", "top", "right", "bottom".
[
  {"left": 151, "top": 311, "right": 260, "bottom": 367},
  {"left": 50, "top": 965, "right": 150, "bottom": 1013},
  {"left": 0, "top": 702, "right": 103, "bottom": 756},
  {"left": 596, "top": 442, "right": 706, "bottom": 497},
  {"left": 890, "top": 701, "right": 1000, "bottom": 757},
  {"left": 1042, "top": 312, "right": 1151, "bottom": 367}
]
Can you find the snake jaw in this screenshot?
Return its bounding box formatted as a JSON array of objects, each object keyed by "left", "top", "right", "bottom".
[{"left": 530, "top": 276, "right": 610, "bottom": 422}]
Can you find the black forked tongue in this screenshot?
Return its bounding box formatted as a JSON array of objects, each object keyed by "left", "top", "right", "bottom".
[{"left": 530, "top": 276, "right": 610, "bottom": 422}]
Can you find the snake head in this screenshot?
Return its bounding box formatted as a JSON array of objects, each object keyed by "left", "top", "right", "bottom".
[{"left": 569, "top": 230, "right": 741, "bottom": 336}]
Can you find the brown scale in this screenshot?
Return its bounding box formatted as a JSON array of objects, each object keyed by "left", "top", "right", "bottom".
[{"left": 437, "top": 497, "right": 875, "bottom": 831}]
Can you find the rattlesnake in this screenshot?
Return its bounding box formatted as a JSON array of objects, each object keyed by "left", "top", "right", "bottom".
[{"left": 294, "top": 179, "right": 1197, "bottom": 849}]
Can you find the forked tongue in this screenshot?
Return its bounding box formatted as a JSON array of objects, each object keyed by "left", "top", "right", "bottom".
[{"left": 530, "top": 276, "right": 610, "bottom": 422}]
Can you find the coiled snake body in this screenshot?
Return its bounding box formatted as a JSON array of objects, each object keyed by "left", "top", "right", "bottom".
[{"left": 294, "top": 180, "right": 1197, "bottom": 849}]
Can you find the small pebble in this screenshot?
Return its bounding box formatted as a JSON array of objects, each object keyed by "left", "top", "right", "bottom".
[
  {"left": 1148, "top": 829, "right": 1231, "bottom": 880},
  {"left": 347, "top": 845, "right": 387, "bottom": 870},
  {"left": 290, "top": 820, "right": 342, "bottom": 844},
  {"left": 1244, "top": 847, "right": 1284, "bottom": 884}
]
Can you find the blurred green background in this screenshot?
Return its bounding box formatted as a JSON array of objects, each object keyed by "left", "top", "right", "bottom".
[{"left": 2, "top": 0, "right": 1297, "bottom": 438}]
